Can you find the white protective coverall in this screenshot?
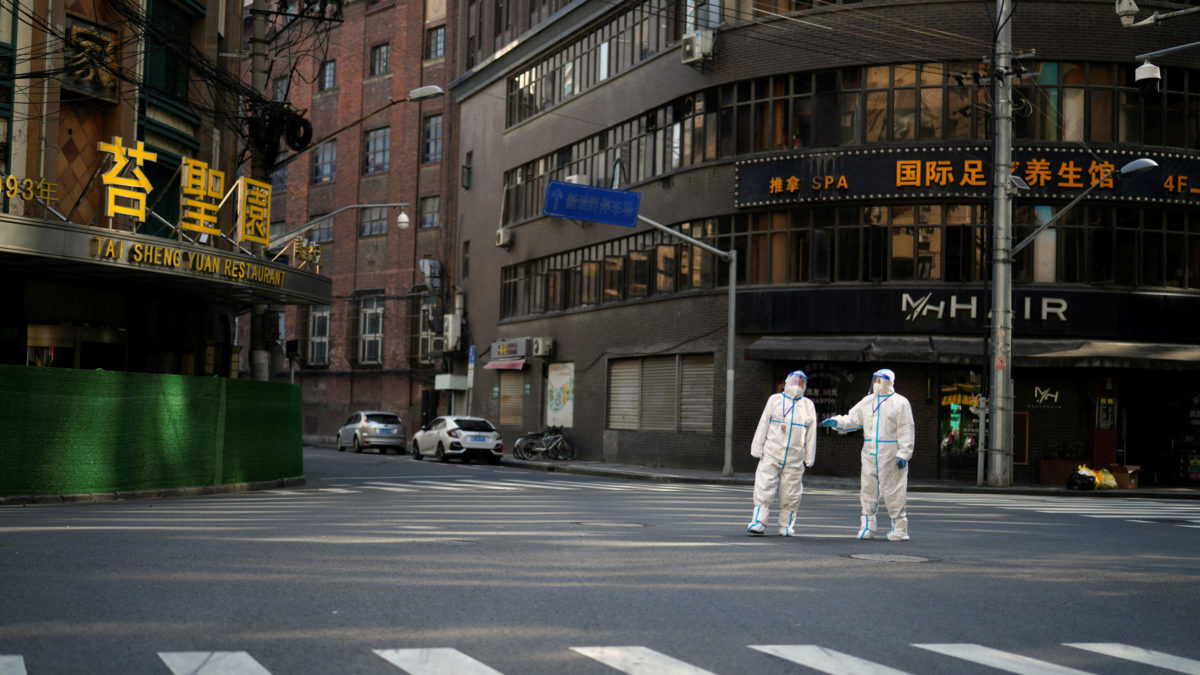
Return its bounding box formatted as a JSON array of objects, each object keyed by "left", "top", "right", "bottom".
[
  {"left": 747, "top": 371, "right": 817, "bottom": 536},
  {"left": 823, "top": 369, "right": 915, "bottom": 541}
]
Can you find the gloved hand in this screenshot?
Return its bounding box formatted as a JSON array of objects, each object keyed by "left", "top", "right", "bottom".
[
  {"left": 805, "top": 462, "right": 813, "bottom": 469},
  {"left": 896, "top": 458, "right": 908, "bottom": 469},
  {"left": 751, "top": 447, "right": 763, "bottom": 459},
  {"left": 820, "top": 418, "right": 838, "bottom": 428}
]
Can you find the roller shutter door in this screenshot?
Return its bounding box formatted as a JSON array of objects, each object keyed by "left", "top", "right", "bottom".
[
  {"left": 499, "top": 370, "right": 524, "bottom": 426},
  {"left": 608, "top": 359, "right": 640, "bottom": 429},
  {"left": 639, "top": 356, "right": 677, "bottom": 430},
  {"left": 679, "top": 355, "right": 714, "bottom": 431}
]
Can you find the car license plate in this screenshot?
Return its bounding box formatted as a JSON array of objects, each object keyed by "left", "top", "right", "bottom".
[
  {"left": 471, "top": 435, "right": 486, "bottom": 442},
  {"left": 379, "top": 429, "right": 394, "bottom": 434}
]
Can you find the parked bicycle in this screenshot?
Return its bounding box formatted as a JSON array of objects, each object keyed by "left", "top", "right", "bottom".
[{"left": 513, "top": 425, "right": 575, "bottom": 461}]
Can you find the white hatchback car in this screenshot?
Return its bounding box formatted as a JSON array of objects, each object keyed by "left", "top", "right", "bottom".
[{"left": 411, "top": 416, "right": 503, "bottom": 464}]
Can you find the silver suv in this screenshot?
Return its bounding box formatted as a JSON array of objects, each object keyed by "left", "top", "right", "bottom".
[{"left": 336, "top": 411, "right": 407, "bottom": 454}]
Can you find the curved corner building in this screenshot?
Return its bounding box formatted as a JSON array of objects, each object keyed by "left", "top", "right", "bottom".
[{"left": 450, "top": 0, "right": 1200, "bottom": 485}]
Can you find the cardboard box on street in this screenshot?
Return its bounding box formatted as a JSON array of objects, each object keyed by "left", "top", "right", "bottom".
[{"left": 1109, "top": 463, "right": 1140, "bottom": 489}]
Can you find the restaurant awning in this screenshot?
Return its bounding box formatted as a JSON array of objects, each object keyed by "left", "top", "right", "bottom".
[
  {"left": 483, "top": 358, "right": 526, "bottom": 370},
  {"left": 744, "top": 335, "right": 1200, "bottom": 370}
]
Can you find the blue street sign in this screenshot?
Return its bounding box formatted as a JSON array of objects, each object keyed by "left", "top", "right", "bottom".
[{"left": 543, "top": 180, "right": 641, "bottom": 228}]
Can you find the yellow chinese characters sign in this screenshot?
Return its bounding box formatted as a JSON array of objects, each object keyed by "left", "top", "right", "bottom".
[
  {"left": 237, "top": 177, "right": 272, "bottom": 245},
  {"left": 94, "top": 136, "right": 272, "bottom": 245}
]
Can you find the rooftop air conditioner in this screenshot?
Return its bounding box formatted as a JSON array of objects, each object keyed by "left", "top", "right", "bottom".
[
  {"left": 681, "top": 30, "right": 713, "bottom": 65},
  {"left": 496, "top": 228, "right": 513, "bottom": 247}
]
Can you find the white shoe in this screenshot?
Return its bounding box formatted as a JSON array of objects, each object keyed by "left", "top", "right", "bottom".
[
  {"left": 857, "top": 528, "right": 873, "bottom": 540},
  {"left": 779, "top": 527, "right": 795, "bottom": 537},
  {"left": 747, "top": 521, "right": 765, "bottom": 536},
  {"left": 887, "top": 531, "right": 910, "bottom": 541}
]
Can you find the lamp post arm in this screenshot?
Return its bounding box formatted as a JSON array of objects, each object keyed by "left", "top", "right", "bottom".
[
  {"left": 268, "top": 202, "right": 408, "bottom": 250},
  {"left": 1136, "top": 39, "right": 1200, "bottom": 61},
  {"left": 1008, "top": 168, "right": 1112, "bottom": 257},
  {"left": 636, "top": 215, "right": 732, "bottom": 262},
  {"left": 1132, "top": 8, "right": 1200, "bottom": 27}
]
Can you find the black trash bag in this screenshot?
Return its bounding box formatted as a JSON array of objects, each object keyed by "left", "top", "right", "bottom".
[{"left": 1066, "top": 469, "right": 1096, "bottom": 491}]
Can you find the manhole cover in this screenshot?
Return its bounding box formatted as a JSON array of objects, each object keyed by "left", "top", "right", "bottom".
[
  {"left": 846, "top": 553, "right": 939, "bottom": 563},
  {"left": 571, "top": 522, "right": 651, "bottom": 528}
]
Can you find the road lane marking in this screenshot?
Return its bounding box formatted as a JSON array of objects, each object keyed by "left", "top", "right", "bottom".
[
  {"left": 751, "top": 645, "right": 911, "bottom": 674},
  {"left": 572, "top": 646, "right": 716, "bottom": 675},
  {"left": 1065, "top": 642, "right": 1200, "bottom": 674},
  {"left": 914, "top": 643, "right": 1093, "bottom": 674},
  {"left": 159, "top": 652, "right": 272, "bottom": 675},
  {"left": 374, "top": 648, "right": 503, "bottom": 674}
]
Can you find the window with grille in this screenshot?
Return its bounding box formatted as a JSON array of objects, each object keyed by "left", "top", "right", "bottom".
[
  {"left": 359, "top": 296, "right": 384, "bottom": 364},
  {"left": 311, "top": 141, "right": 336, "bottom": 184},
  {"left": 359, "top": 206, "right": 387, "bottom": 236},
  {"left": 363, "top": 127, "right": 390, "bottom": 174},
  {"left": 308, "top": 305, "right": 329, "bottom": 364},
  {"left": 423, "top": 115, "right": 443, "bottom": 162},
  {"left": 308, "top": 215, "right": 333, "bottom": 243},
  {"left": 419, "top": 196, "right": 440, "bottom": 228},
  {"left": 369, "top": 44, "right": 389, "bottom": 76},
  {"left": 318, "top": 60, "right": 336, "bottom": 90},
  {"left": 426, "top": 26, "right": 445, "bottom": 59}
]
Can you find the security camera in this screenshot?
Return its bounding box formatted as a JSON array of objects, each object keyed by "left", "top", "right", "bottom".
[
  {"left": 1135, "top": 61, "right": 1160, "bottom": 96},
  {"left": 1115, "top": 0, "right": 1139, "bottom": 26}
]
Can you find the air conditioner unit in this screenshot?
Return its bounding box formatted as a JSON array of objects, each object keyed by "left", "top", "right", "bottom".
[
  {"left": 443, "top": 313, "right": 461, "bottom": 350},
  {"left": 429, "top": 335, "right": 446, "bottom": 356},
  {"left": 681, "top": 30, "right": 713, "bottom": 65},
  {"left": 496, "top": 228, "right": 513, "bottom": 247},
  {"left": 532, "top": 336, "right": 555, "bottom": 358}
]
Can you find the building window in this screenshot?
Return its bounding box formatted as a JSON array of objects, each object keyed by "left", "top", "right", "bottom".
[
  {"left": 308, "top": 305, "right": 329, "bottom": 365},
  {"left": 419, "top": 196, "right": 440, "bottom": 228},
  {"left": 359, "top": 206, "right": 387, "bottom": 236},
  {"left": 607, "top": 355, "right": 713, "bottom": 431},
  {"left": 269, "top": 153, "right": 288, "bottom": 193},
  {"left": 359, "top": 296, "right": 384, "bottom": 364},
  {"left": 318, "top": 60, "right": 336, "bottom": 91},
  {"left": 363, "top": 127, "right": 390, "bottom": 174},
  {"left": 423, "top": 115, "right": 443, "bottom": 163},
  {"left": 369, "top": 43, "right": 389, "bottom": 76},
  {"left": 462, "top": 240, "right": 470, "bottom": 279},
  {"left": 311, "top": 141, "right": 336, "bottom": 184},
  {"left": 272, "top": 76, "right": 289, "bottom": 101},
  {"left": 308, "top": 215, "right": 333, "bottom": 243},
  {"left": 426, "top": 26, "right": 445, "bottom": 60}
]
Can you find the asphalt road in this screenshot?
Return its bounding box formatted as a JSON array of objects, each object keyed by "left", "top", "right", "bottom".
[{"left": 2, "top": 447, "right": 1199, "bottom": 674}]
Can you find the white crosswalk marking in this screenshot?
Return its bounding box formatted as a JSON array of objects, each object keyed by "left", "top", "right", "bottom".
[
  {"left": 158, "top": 651, "right": 272, "bottom": 675},
  {"left": 751, "top": 645, "right": 912, "bottom": 674},
  {"left": 363, "top": 482, "right": 417, "bottom": 492},
  {"left": 407, "top": 481, "right": 472, "bottom": 491},
  {"left": 914, "top": 643, "right": 1093, "bottom": 674},
  {"left": 1065, "top": 642, "right": 1200, "bottom": 674},
  {"left": 0, "top": 655, "right": 27, "bottom": 675},
  {"left": 571, "top": 646, "right": 717, "bottom": 675},
  {"left": 374, "top": 648, "right": 504, "bottom": 674}
]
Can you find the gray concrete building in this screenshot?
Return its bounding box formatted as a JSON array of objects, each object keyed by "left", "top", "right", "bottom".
[{"left": 449, "top": 0, "right": 1200, "bottom": 485}]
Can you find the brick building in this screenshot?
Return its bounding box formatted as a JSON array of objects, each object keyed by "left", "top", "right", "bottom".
[
  {"left": 259, "top": 0, "right": 459, "bottom": 440},
  {"left": 448, "top": 0, "right": 1200, "bottom": 484}
]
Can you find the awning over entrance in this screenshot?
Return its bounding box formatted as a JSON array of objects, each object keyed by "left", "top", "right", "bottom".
[
  {"left": 483, "top": 358, "right": 526, "bottom": 370},
  {"left": 745, "top": 335, "right": 1200, "bottom": 370}
]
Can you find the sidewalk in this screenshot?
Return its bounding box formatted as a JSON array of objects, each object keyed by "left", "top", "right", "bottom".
[{"left": 500, "top": 457, "right": 1200, "bottom": 500}]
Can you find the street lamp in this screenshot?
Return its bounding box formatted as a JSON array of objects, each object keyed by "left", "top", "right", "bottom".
[{"left": 986, "top": 157, "right": 1157, "bottom": 487}]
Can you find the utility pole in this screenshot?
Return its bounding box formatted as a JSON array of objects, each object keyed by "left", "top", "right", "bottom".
[
  {"left": 987, "top": 0, "right": 1015, "bottom": 487},
  {"left": 249, "top": 0, "right": 271, "bottom": 381}
]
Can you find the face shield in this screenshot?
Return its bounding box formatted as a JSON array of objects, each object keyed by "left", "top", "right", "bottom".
[
  {"left": 783, "top": 370, "right": 807, "bottom": 399},
  {"left": 871, "top": 369, "right": 895, "bottom": 396}
]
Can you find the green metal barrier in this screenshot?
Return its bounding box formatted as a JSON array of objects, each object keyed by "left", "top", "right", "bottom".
[{"left": 0, "top": 365, "right": 301, "bottom": 496}]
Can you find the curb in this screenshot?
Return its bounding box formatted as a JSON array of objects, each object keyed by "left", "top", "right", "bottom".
[{"left": 0, "top": 476, "right": 306, "bottom": 507}]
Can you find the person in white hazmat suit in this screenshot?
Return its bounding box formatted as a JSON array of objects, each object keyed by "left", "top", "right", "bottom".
[
  {"left": 746, "top": 370, "right": 817, "bottom": 537},
  {"left": 820, "top": 369, "right": 915, "bottom": 541}
]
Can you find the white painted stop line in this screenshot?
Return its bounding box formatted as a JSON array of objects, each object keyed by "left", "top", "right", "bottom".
[{"left": 571, "top": 646, "right": 717, "bottom": 675}]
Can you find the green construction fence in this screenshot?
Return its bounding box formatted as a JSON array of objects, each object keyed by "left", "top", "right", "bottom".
[{"left": 0, "top": 365, "right": 302, "bottom": 496}]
